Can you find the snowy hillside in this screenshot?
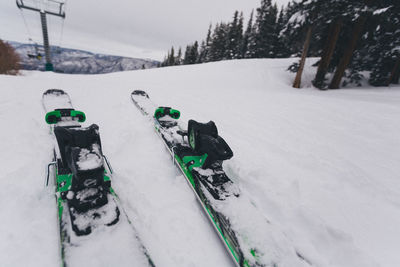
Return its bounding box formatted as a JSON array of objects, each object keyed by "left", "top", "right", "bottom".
[
  {"left": 9, "top": 41, "right": 159, "bottom": 74},
  {"left": 0, "top": 58, "right": 399, "bottom": 267}
]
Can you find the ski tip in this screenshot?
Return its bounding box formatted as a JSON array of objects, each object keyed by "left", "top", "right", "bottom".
[
  {"left": 131, "top": 90, "right": 149, "bottom": 98},
  {"left": 43, "top": 89, "right": 66, "bottom": 96}
]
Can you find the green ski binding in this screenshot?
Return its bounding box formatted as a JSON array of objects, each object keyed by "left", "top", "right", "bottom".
[
  {"left": 45, "top": 109, "right": 86, "bottom": 124},
  {"left": 154, "top": 107, "right": 180, "bottom": 120}
]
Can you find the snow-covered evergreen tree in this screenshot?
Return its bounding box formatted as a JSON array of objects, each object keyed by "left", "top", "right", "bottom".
[
  {"left": 209, "top": 23, "right": 229, "bottom": 61},
  {"left": 183, "top": 42, "right": 199, "bottom": 64},
  {"left": 168, "top": 47, "right": 175, "bottom": 66},
  {"left": 159, "top": 0, "right": 399, "bottom": 88},
  {"left": 253, "top": 0, "right": 278, "bottom": 58},
  {"left": 198, "top": 25, "right": 212, "bottom": 63},
  {"left": 273, "top": 9, "right": 289, "bottom": 58},
  {"left": 279, "top": 0, "right": 308, "bottom": 58},
  {"left": 242, "top": 10, "right": 256, "bottom": 58},
  {"left": 368, "top": 1, "right": 400, "bottom": 86},
  {"left": 225, "top": 11, "right": 244, "bottom": 59},
  {"left": 176, "top": 47, "right": 182, "bottom": 65}
]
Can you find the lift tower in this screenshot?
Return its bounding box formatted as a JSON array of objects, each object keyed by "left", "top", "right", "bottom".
[{"left": 16, "top": 0, "right": 66, "bottom": 71}]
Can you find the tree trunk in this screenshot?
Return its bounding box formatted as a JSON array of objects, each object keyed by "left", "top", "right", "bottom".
[
  {"left": 329, "top": 16, "right": 367, "bottom": 89},
  {"left": 313, "top": 19, "right": 342, "bottom": 89},
  {"left": 386, "top": 56, "right": 400, "bottom": 85},
  {"left": 393, "top": 64, "right": 400, "bottom": 85},
  {"left": 293, "top": 26, "right": 313, "bottom": 89}
]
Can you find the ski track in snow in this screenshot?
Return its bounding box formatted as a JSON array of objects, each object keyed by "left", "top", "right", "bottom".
[{"left": 0, "top": 58, "right": 400, "bottom": 267}]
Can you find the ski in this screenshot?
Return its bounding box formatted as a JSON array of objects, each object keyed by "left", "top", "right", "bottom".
[
  {"left": 131, "top": 90, "right": 264, "bottom": 267},
  {"left": 43, "top": 89, "right": 155, "bottom": 267}
]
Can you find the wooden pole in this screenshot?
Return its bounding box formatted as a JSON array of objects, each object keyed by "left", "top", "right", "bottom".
[
  {"left": 313, "top": 19, "right": 342, "bottom": 89},
  {"left": 329, "top": 0, "right": 373, "bottom": 89},
  {"left": 329, "top": 15, "right": 367, "bottom": 89},
  {"left": 293, "top": 26, "right": 313, "bottom": 88}
]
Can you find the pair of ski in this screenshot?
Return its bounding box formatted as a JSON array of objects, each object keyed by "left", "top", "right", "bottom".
[{"left": 43, "top": 89, "right": 265, "bottom": 267}]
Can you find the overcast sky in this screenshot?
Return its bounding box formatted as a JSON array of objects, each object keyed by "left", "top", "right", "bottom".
[{"left": 1, "top": 0, "right": 290, "bottom": 60}]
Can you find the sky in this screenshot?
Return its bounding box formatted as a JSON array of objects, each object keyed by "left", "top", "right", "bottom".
[{"left": 0, "top": 0, "right": 290, "bottom": 60}]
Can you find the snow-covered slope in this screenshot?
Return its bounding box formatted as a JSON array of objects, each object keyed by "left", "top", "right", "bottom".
[{"left": 0, "top": 58, "right": 399, "bottom": 267}]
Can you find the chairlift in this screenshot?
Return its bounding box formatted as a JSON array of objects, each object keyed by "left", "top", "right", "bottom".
[
  {"left": 54, "top": 46, "right": 62, "bottom": 54},
  {"left": 27, "top": 38, "right": 43, "bottom": 60},
  {"left": 17, "top": 0, "right": 67, "bottom": 70}
]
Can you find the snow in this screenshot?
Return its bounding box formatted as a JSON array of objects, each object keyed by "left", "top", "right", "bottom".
[
  {"left": 66, "top": 209, "right": 150, "bottom": 267},
  {"left": 1, "top": 58, "right": 400, "bottom": 266},
  {"left": 373, "top": 7, "right": 391, "bottom": 16},
  {"left": 288, "top": 11, "right": 306, "bottom": 27},
  {"left": 76, "top": 144, "right": 103, "bottom": 171},
  {"left": 42, "top": 91, "right": 73, "bottom": 111}
]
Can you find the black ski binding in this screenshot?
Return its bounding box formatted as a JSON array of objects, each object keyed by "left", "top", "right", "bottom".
[
  {"left": 187, "top": 120, "right": 233, "bottom": 169},
  {"left": 54, "top": 124, "right": 119, "bottom": 235}
]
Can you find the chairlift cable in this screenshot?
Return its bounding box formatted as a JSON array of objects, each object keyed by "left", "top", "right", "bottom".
[
  {"left": 19, "top": 8, "right": 33, "bottom": 42},
  {"left": 58, "top": 17, "right": 65, "bottom": 50},
  {"left": 56, "top": 0, "right": 67, "bottom": 51}
]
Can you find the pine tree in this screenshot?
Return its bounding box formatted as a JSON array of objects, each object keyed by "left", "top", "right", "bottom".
[
  {"left": 198, "top": 40, "right": 207, "bottom": 63},
  {"left": 209, "top": 23, "right": 229, "bottom": 61},
  {"left": 191, "top": 41, "right": 199, "bottom": 64},
  {"left": 168, "top": 46, "right": 175, "bottom": 66},
  {"left": 161, "top": 54, "right": 168, "bottom": 67},
  {"left": 274, "top": 8, "right": 288, "bottom": 58},
  {"left": 254, "top": 0, "right": 278, "bottom": 58},
  {"left": 329, "top": 0, "right": 374, "bottom": 89},
  {"left": 368, "top": 1, "right": 400, "bottom": 86},
  {"left": 236, "top": 12, "right": 244, "bottom": 58},
  {"left": 225, "top": 11, "right": 244, "bottom": 59},
  {"left": 313, "top": 18, "right": 343, "bottom": 89},
  {"left": 183, "top": 42, "right": 199, "bottom": 64},
  {"left": 282, "top": 0, "right": 372, "bottom": 89},
  {"left": 279, "top": 0, "right": 304, "bottom": 57},
  {"left": 176, "top": 47, "right": 182, "bottom": 65},
  {"left": 183, "top": 45, "right": 192, "bottom": 65},
  {"left": 198, "top": 25, "right": 212, "bottom": 63},
  {"left": 283, "top": 0, "right": 316, "bottom": 88},
  {"left": 242, "top": 10, "right": 255, "bottom": 58},
  {"left": 293, "top": 26, "right": 313, "bottom": 88}
]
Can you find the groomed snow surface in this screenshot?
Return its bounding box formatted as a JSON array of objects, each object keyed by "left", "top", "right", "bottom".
[{"left": 0, "top": 58, "right": 399, "bottom": 267}]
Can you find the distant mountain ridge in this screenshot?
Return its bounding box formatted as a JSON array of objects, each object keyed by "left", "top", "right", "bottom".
[{"left": 8, "top": 41, "right": 159, "bottom": 74}]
